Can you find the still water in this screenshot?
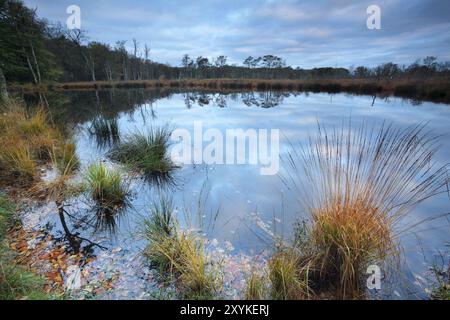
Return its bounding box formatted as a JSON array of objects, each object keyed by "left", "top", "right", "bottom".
[{"left": 23, "top": 89, "right": 450, "bottom": 299}]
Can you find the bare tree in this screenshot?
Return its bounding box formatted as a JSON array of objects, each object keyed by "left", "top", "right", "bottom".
[
  {"left": 67, "top": 29, "right": 97, "bottom": 81},
  {"left": 143, "top": 44, "right": 151, "bottom": 79}
]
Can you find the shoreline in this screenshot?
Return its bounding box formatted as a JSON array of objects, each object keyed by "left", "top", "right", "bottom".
[{"left": 7, "top": 78, "right": 450, "bottom": 104}]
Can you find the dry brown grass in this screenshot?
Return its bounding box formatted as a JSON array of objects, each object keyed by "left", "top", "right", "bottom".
[
  {"left": 143, "top": 198, "right": 221, "bottom": 299},
  {"left": 268, "top": 247, "right": 312, "bottom": 300},
  {"left": 0, "top": 98, "right": 71, "bottom": 187},
  {"left": 282, "top": 121, "right": 448, "bottom": 299},
  {"left": 9, "top": 78, "right": 450, "bottom": 103}
]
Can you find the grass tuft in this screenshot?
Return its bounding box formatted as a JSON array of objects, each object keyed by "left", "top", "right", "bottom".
[
  {"left": 282, "top": 121, "right": 448, "bottom": 298},
  {"left": 0, "top": 99, "right": 64, "bottom": 186},
  {"left": 143, "top": 197, "right": 220, "bottom": 300},
  {"left": 268, "top": 247, "right": 310, "bottom": 300},
  {"left": 85, "top": 162, "right": 130, "bottom": 208},
  {"left": 108, "top": 126, "right": 177, "bottom": 181},
  {"left": 245, "top": 272, "right": 269, "bottom": 300}
]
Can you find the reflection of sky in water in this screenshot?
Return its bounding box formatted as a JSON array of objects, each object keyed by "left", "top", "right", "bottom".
[{"left": 63, "top": 90, "right": 450, "bottom": 298}]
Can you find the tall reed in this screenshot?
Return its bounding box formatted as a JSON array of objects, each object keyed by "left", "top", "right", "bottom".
[{"left": 282, "top": 120, "right": 448, "bottom": 298}]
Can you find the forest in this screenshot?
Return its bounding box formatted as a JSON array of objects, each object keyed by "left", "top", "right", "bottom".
[{"left": 1, "top": 0, "right": 449, "bottom": 86}]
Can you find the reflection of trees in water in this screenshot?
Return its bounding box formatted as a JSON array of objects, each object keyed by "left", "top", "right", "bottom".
[
  {"left": 242, "top": 91, "right": 287, "bottom": 108},
  {"left": 22, "top": 88, "right": 174, "bottom": 125},
  {"left": 89, "top": 115, "right": 120, "bottom": 149},
  {"left": 56, "top": 201, "right": 108, "bottom": 254},
  {"left": 22, "top": 88, "right": 430, "bottom": 130},
  {"left": 182, "top": 91, "right": 288, "bottom": 109},
  {"left": 58, "top": 172, "right": 177, "bottom": 250},
  {"left": 55, "top": 195, "right": 133, "bottom": 252}
]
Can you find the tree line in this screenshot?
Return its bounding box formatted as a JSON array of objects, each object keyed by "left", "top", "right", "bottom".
[{"left": 1, "top": 0, "right": 449, "bottom": 85}]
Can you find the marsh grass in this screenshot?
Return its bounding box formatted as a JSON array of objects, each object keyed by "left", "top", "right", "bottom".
[
  {"left": 54, "top": 141, "right": 79, "bottom": 175},
  {"left": 0, "top": 194, "right": 53, "bottom": 300},
  {"left": 143, "top": 197, "right": 220, "bottom": 300},
  {"left": 144, "top": 196, "right": 176, "bottom": 239},
  {"left": 143, "top": 197, "right": 177, "bottom": 272},
  {"left": 0, "top": 99, "right": 65, "bottom": 186},
  {"left": 430, "top": 259, "right": 450, "bottom": 300},
  {"left": 85, "top": 162, "right": 130, "bottom": 208},
  {"left": 108, "top": 126, "right": 178, "bottom": 181},
  {"left": 0, "top": 249, "right": 53, "bottom": 300},
  {"left": 268, "top": 247, "right": 311, "bottom": 300},
  {"left": 171, "top": 232, "right": 219, "bottom": 300},
  {"left": 2, "top": 143, "right": 37, "bottom": 183},
  {"left": 281, "top": 121, "right": 448, "bottom": 299},
  {"left": 245, "top": 272, "right": 269, "bottom": 300}
]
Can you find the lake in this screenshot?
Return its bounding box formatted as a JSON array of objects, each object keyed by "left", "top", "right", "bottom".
[{"left": 21, "top": 89, "right": 450, "bottom": 299}]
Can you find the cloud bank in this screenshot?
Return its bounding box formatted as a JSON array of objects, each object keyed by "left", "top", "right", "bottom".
[{"left": 24, "top": 0, "right": 450, "bottom": 68}]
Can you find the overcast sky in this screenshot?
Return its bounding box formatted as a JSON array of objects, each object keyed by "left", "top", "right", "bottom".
[{"left": 24, "top": 0, "right": 450, "bottom": 68}]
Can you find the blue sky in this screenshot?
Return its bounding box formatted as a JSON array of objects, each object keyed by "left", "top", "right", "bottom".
[{"left": 24, "top": 0, "right": 450, "bottom": 68}]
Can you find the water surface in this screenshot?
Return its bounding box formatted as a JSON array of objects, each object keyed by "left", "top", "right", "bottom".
[{"left": 23, "top": 89, "right": 450, "bottom": 299}]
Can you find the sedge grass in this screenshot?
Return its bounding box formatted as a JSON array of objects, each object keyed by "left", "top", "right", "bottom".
[
  {"left": 108, "top": 126, "right": 177, "bottom": 180},
  {"left": 245, "top": 272, "right": 269, "bottom": 300},
  {"left": 54, "top": 141, "right": 79, "bottom": 175},
  {"left": 282, "top": 120, "right": 448, "bottom": 299},
  {"left": 85, "top": 162, "right": 130, "bottom": 208},
  {"left": 143, "top": 197, "right": 220, "bottom": 300},
  {"left": 0, "top": 99, "right": 63, "bottom": 185},
  {"left": 268, "top": 247, "right": 311, "bottom": 300}
]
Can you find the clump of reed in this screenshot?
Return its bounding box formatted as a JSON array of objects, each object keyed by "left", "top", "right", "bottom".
[
  {"left": 143, "top": 197, "right": 220, "bottom": 300},
  {"left": 0, "top": 99, "right": 71, "bottom": 186},
  {"left": 267, "top": 246, "right": 311, "bottom": 300},
  {"left": 29, "top": 141, "right": 81, "bottom": 202},
  {"left": 281, "top": 121, "right": 448, "bottom": 299},
  {"left": 244, "top": 272, "right": 269, "bottom": 300},
  {"left": 108, "top": 126, "right": 177, "bottom": 180},
  {"left": 53, "top": 140, "right": 79, "bottom": 176},
  {"left": 143, "top": 196, "right": 177, "bottom": 271},
  {"left": 85, "top": 162, "right": 130, "bottom": 208}
]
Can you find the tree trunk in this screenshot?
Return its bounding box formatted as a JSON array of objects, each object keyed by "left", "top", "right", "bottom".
[
  {"left": 24, "top": 51, "right": 38, "bottom": 84},
  {"left": 29, "top": 41, "right": 41, "bottom": 84}
]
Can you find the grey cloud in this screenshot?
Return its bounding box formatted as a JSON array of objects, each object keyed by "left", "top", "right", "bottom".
[{"left": 24, "top": 0, "right": 450, "bottom": 68}]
